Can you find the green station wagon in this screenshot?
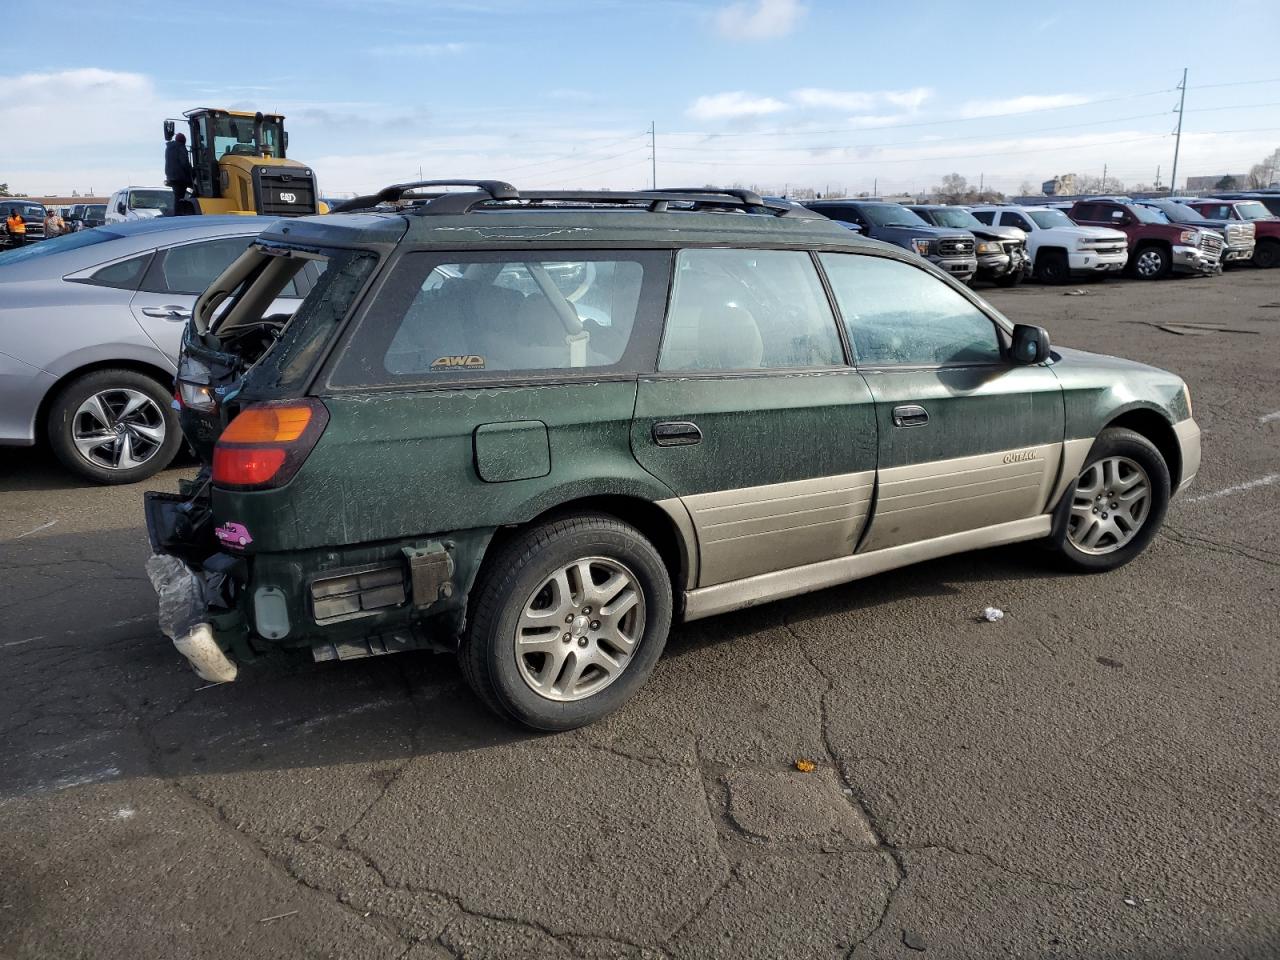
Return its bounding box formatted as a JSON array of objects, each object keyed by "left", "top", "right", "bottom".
[{"left": 145, "top": 181, "right": 1201, "bottom": 729}]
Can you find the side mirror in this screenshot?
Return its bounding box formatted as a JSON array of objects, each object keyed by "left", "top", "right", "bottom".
[
  {"left": 163, "top": 119, "right": 175, "bottom": 140},
  {"left": 1010, "top": 324, "right": 1050, "bottom": 364},
  {"left": 116, "top": 201, "right": 126, "bottom": 215}
]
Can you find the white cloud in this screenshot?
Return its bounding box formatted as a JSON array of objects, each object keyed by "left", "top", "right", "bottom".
[
  {"left": 791, "top": 87, "right": 932, "bottom": 113},
  {"left": 713, "top": 0, "right": 805, "bottom": 40},
  {"left": 958, "top": 94, "right": 1091, "bottom": 119},
  {"left": 687, "top": 92, "right": 789, "bottom": 120},
  {"left": 368, "top": 41, "right": 468, "bottom": 56}
]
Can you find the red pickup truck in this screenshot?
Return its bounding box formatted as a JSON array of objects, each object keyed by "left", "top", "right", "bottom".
[
  {"left": 1184, "top": 199, "right": 1280, "bottom": 269},
  {"left": 1069, "top": 198, "right": 1222, "bottom": 279}
]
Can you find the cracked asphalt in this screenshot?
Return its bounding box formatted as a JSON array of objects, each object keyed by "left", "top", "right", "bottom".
[{"left": 2, "top": 270, "right": 1278, "bottom": 959}]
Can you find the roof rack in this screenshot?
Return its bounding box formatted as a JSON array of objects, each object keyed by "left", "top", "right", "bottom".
[
  {"left": 332, "top": 182, "right": 797, "bottom": 217},
  {"left": 332, "top": 180, "right": 518, "bottom": 214}
]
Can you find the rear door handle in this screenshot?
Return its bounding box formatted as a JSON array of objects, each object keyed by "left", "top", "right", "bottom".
[
  {"left": 892, "top": 404, "right": 929, "bottom": 427},
  {"left": 141, "top": 305, "right": 192, "bottom": 321},
  {"left": 653, "top": 420, "right": 702, "bottom": 446}
]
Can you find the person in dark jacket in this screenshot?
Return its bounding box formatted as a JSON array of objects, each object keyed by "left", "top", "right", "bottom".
[{"left": 164, "top": 132, "right": 195, "bottom": 214}]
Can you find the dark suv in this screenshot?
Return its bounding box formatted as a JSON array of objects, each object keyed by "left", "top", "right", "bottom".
[
  {"left": 146, "top": 180, "right": 1201, "bottom": 729},
  {"left": 803, "top": 200, "right": 978, "bottom": 282},
  {"left": 1068, "top": 198, "right": 1221, "bottom": 279}
]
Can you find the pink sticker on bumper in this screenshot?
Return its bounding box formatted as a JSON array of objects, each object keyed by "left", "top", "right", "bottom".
[{"left": 215, "top": 522, "right": 253, "bottom": 548}]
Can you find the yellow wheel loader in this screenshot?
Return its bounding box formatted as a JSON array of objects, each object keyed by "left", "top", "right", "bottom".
[{"left": 163, "top": 108, "right": 325, "bottom": 216}]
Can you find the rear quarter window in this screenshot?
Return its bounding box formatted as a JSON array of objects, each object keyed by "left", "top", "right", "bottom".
[{"left": 329, "top": 250, "right": 670, "bottom": 387}]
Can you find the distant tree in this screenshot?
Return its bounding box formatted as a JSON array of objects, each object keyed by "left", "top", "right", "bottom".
[
  {"left": 1216, "top": 175, "right": 1239, "bottom": 191},
  {"left": 0, "top": 183, "right": 10, "bottom": 197},
  {"left": 933, "top": 173, "right": 969, "bottom": 203},
  {"left": 1018, "top": 180, "right": 1037, "bottom": 196}
]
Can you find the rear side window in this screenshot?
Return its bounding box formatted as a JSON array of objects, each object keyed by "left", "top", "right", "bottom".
[
  {"left": 86, "top": 253, "right": 153, "bottom": 290},
  {"left": 330, "top": 251, "right": 669, "bottom": 385},
  {"left": 819, "top": 253, "right": 1002, "bottom": 367},
  {"left": 659, "top": 249, "right": 844, "bottom": 372},
  {"left": 971, "top": 211, "right": 995, "bottom": 225}
]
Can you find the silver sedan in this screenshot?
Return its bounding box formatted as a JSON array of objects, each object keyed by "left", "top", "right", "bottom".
[{"left": 0, "top": 217, "right": 316, "bottom": 483}]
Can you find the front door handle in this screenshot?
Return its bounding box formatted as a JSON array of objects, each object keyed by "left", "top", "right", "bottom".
[
  {"left": 653, "top": 420, "right": 702, "bottom": 446},
  {"left": 892, "top": 404, "right": 929, "bottom": 427},
  {"left": 141, "top": 305, "right": 192, "bottom": 322}
]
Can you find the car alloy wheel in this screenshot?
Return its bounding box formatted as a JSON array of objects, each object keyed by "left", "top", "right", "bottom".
[
  {"left": 1135, "top": 248, "right": 1166, "bottom": 279},
  {"left": 1067, "top": 456, "right": 1152, "bottom": 555},
  {"left": 513, "top": 556, "right": 645, "bottom": 702},
  {"left": 72, "top": 388, "right": 167, "bottom": 470}
]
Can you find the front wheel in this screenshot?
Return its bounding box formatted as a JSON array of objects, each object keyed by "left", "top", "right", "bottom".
[
  {"left": 995, "top": 268, "right": 1024, "bottom": 288},
  {"left": 1253, "top": 239, "right": 1279, "bottom": 269},
  {"left": 1132, "top": 245, "right": 1171, "bottom": 280},
  {"left": 1049, "top": 427, "right": 1171, "bottom": 572},
  {"left": 459, "top": 514, "right": 673, "bottom": 730},
  {"left": 1034, "top": 249, "right": 1070, "bottom": 284}
]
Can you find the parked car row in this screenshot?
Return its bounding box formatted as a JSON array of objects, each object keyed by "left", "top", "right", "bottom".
[{"left": 802, "top": 190, "right": 1280, "bottom": 284}]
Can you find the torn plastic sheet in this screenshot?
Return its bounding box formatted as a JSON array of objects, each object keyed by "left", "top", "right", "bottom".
[{"left": 146, "top": 554, "right": 239, "bottom": 682}]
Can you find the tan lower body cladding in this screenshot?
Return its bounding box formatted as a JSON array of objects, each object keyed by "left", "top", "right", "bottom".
[{"left": 678, "top": 440, "right": 1092, "bottom": 619}]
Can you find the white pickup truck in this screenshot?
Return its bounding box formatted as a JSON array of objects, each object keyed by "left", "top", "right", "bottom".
[{"left": 970, "top": 204, "right": 1128, "bottom": 283}]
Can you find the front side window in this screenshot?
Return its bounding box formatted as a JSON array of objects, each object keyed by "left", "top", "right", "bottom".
[
  {"left": 1003, "top": 212, "right": 1035, "bottom": 231},
  {"left": 819, "top": 253, "right": 1002, "bottom": 367},
  {"left": 332, "top": 251, "right": 665, "bottom": 385},
  {"left": 659, "top": 249, "right": 844, "bottom": 372}
]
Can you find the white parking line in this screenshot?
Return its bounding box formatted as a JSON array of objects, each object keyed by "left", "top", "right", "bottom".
[
  {"left": 1185, "top": 474, "right": 1280, "bottom": 503},
  {"left": 1260, "top": 410, "right": 1280, "bottom": 424},
  {"left": 14, "top": 520, "right": 57, "bottom": 539}
]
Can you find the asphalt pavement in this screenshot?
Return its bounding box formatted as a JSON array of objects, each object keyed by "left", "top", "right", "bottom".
[{"left": 1, "top": 270, "right": 1277, "bottom": 959}]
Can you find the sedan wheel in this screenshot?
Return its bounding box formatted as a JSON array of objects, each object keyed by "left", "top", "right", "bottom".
[
  {"left": 1067, "top": 456, "right": 1151, "bottom": 555},
  {"left": 72, "top": 388, "right": 167, "bottom": 470}
]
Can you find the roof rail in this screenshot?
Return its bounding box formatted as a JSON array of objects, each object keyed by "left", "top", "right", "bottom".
[
  {"left": 332, "top": 180, "right": 517, "bottom": 214},
  {"left": 418, "top": 187, "right": 795, "bottom": 217}
]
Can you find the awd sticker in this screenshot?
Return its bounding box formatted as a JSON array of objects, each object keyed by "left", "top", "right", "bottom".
[
  {"left": 431, "top": 355, "right": 485, "bottom": 370},
  {"left": 215, "top": 522, "right": 253, "bottom": 548}
]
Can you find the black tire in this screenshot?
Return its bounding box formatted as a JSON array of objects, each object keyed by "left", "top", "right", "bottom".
[
  {"left": 46, "top": 368, "right": 181, "bottom": 485},
  {"left": 1131, "top": 244, "right": 1171, "bottom": 280},
  {"left": 994, "top": 269, "right": 1024, "bottom": 288},
  {"left": 459, "top": 513, "right": 673, "bottom": 730},
  {"left": 1034, "top": 249, "right": 1070, "bottom": 284},
  {"left": 1048, "top": 427, "right": 1171, "bottom": 573},
  {"left": 1253, "top": 239, "right": 1279, "bottom": 269}
]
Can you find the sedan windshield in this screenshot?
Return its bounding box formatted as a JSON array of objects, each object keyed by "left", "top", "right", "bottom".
[
  {"left": 861, "top": 205, "right": 928, "bottom": 227},
  {"left": 1028, "top": 209, "right": 1073, "bottom": 229},
  {"left": 924, "top": 208, "right": 983, "bottom": 229},
  {"left": 1235, "top": 201, "right": 1274, "bottom": 220},
  {"left": 0, "top": 229, "right": 121, "bottom": 265}
]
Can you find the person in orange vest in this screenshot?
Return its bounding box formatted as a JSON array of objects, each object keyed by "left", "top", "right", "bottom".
[{"left": 5, "top": 209, "right": 27, "bottom": 249}]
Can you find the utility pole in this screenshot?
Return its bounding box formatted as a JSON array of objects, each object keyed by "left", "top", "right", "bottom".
[
  {"left": 1170, "top": 68, "right": 1188, "bottom": 195},
  {"left": 1102, "top": 163, "right": 1107, "bottom": 192},
  {"left": 1155, "top": 164, "right": 1161, "bottom": 191},
  {"left": 649, "top": 121, "right": 656, "bottom": 190},
  {"left": 873, "top": 177, "right": 877, "bottom": 197}
]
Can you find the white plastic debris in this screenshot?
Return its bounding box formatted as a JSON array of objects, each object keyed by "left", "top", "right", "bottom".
[
  {"left": 146, "top": 554, "right": 238, "bottom": 683},
  {"left": 981, "top": 607, "right": 1005, "bottom": 622}
]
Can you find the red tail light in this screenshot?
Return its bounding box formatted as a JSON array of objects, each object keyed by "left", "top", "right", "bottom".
[{"left": 212, "top": 399, "right": 329, "bottom": 489}]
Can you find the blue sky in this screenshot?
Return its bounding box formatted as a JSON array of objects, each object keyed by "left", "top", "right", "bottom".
[{"left": 5, "top": 0, "right": 1280, "bottom": 197}]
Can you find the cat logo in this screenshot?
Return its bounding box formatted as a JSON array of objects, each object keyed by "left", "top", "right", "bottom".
[
  {"left": 431, "top": 355, "right": 486, "bottom": 370},
  {"left": 279, "top": 192, "right": 297, "bottom": 203}
]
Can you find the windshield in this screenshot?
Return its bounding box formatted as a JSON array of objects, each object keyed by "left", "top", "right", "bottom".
[
  {"left": 862, "top": 204, "right": 928, "bottom": 227},
  {"left": 129, "top": 190, "right": 173, "bottom": 212},
  {"left": 211, "top": 113, "right": 284, "bottom": 160},
  {"left": 1129, "top": 204, "right": 1168, "bottom": 225},
  {"left": 1150, "top": 200, "right": 1204, "bottom": 222},
  {"left": 3, "top": 203, "right": 46, "bottom": 219},
  {"left": 924, "top": 208, "right": 983, "bottom": 229},
  {"left": 1028, "top": 209, "right": 1072, "bottom": 229},
  {"left": 0, "top": 228, "right": 121, "bottom": 265},
  {"left": 87, "top": 205, "right": 106, "bottom": 217},
  {"left": 1235, "top": 201, "right": 1274, "bottom": 220}
]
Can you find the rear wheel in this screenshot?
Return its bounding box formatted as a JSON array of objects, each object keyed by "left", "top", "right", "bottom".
[
  {"left": 1049, "top": 427, "right": 1170, "bottom": 572},
  {"left": 995, "top": 268, "right": 1024, "bottom": 288},
  {"left": 459, "top": 514, "right": 673, "bottom": 730},
  {"left": 46, "top": 368, "right": 181, "bottom": 484},
  {"left": 1132, "top": 244, "right": 1171, "bottom": 280},
  {"left": 1034, "top": 249, "right": 1070, "bottom": 284},
  {"left": 1253, "top": 239, "right": 1279, "bottom": 269}
]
